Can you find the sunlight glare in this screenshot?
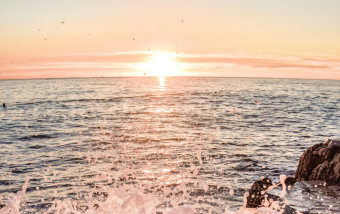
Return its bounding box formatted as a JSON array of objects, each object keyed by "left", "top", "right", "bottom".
[
  {"left": 143, "top": 54, "right": 178, "bottom": 76},
  {"left": 159, "top": 76, "right": 165, "bottom": 86}
]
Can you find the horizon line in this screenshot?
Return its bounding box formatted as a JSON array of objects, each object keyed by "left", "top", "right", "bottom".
[{"left": 1, "top": 76, "right": 340, "bottom": 81}]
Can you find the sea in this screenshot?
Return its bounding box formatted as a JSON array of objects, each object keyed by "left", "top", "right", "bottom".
[{"left": 0, "top": 77, "right": 340, "bottom": 213}]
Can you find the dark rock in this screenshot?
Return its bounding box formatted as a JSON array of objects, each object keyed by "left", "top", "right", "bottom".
[
  {"left": 246, "top": 177, "right": 297, "bottom": 208},
  {"left": 276, "top": 177, "right": 296, "bottom": 187},
  {"left": 295, "top": 138, "right": 340, "bottom": 185},
  {"left": 284, "top": 177, "right": 296, "bottom": 186},
  {"left": 246, "top": 177, "right": 273, "bottom": 208}
]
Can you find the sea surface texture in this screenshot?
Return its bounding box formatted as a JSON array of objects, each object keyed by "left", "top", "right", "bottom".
[{"left": 0, "top": 77, "right": 340, "bottom": 213}]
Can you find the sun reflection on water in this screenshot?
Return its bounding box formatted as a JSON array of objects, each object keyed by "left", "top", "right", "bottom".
[
  {"left": 158, "top": 76, "right": 166, "bottom": 92},
  {"left": 154, "top": 108, "right": 173, "bottom": 113},
  {"left": 159, "top": 76, "right": 165, "bottom": 87}
]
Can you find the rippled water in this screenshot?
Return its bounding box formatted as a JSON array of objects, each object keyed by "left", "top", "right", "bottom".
[{"left": 1, "top": 77, "right": 340, "bottom": 213}]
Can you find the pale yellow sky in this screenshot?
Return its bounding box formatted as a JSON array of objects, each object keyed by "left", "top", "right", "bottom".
[{"left": 1, "top": 0, "right": 340, "bottom": 79}]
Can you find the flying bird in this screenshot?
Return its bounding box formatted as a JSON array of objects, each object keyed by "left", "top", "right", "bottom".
[{"left": 60, "top": 21, "right": 65, "bottom": 24}]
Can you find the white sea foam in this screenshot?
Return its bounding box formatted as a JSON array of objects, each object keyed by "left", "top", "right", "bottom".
[
  {"left": 164, "top": 206, "right": 194, "bottom": 214},
  {"left": 0, "top": 174, "right": 293, "bottom": 214},
  {"left": 0, "top": 178, "right": 29, "bottom": 214},
  {"left": 224, "top": 207, "right": 280, "bottom": 214}
]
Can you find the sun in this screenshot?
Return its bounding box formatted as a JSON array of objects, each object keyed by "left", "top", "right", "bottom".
[{"left": 142, "top": 54, "right": 179, "bottom": 76}]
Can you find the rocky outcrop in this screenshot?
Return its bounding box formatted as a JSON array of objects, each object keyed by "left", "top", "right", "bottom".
[
  {"left": 295, "top": 138, "right": 340, "bottom": 185},
  {"left": 245, "top": 177, "right": 303, "bottom": 213},
  {"left": 246, "top": 177, "right": 296, "bottom": 208},
  {"left": 244, "top": 138, "right": 340, "bottom": 211},
  {"left": 246, "top": 177, "right": 273, "bottom": 208}
]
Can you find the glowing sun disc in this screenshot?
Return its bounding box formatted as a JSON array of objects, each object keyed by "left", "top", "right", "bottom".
[{"left": 143, "top": 54, "right": 178, "bottom": 76}]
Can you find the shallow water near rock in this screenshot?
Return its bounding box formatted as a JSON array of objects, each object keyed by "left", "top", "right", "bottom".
[{"left": 1, "top": 77, "right": 340, "bottom": 213}]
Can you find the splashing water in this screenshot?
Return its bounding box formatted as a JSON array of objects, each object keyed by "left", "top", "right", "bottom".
[
  {"left": 0, "top": 178, "right": 29, "bottom": 214},
  {"left": 0, "top": 174, "right": 294, "bottom": 214}
]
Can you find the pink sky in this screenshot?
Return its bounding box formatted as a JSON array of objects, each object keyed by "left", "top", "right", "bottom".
[{"left": 1, "top": 0, "right": 340, "bottom": 79}]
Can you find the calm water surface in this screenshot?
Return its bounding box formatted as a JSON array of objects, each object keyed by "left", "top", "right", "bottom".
[{"left": 1, "top": 77, "right": 340, "bottom": 213}]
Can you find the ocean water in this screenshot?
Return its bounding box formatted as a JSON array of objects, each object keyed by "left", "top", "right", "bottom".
[{"left": 0, "top": 77, "right": 340, "bottom": 213}]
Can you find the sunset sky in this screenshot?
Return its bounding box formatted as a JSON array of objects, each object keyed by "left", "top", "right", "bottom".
[{"left": 1, "top": 0, "right": 340, "bottom": 79}]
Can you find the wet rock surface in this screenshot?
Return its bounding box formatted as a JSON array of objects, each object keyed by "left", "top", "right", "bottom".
[
  {"left": 245, "top": 138, "right": 340, "bottom": 213},
  {"left": 245, "top": 177, "right": 303, "bottom": 214},
  {"left": 246, "top": 177, "right": 273, "bottom": 208},
  {"left": 245, "top": 178, "right": 340, "bottom": 213},
  {"left": 295, "top": 138, "right": 340, "bottom": 185},
  {"left": 287, "top": 180, "right": 340, "bottom": 213}
]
